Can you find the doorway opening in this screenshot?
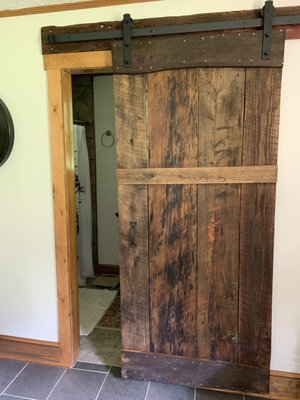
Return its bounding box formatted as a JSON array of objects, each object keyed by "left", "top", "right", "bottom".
[{"left": 72, "top": 73, "right": 121, "bottom": 367}]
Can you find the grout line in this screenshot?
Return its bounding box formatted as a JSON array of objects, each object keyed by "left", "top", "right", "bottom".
[
  {"left": 0, "top": 394, "right": 37, "bottom": 400},
  {"left": 144, "top": 381, "right": 151, "bottom": 400},
  {"left": 94, "top": 365, "right": 111, "bottom": 400},
  {"left": 193, "top": 387, "right": 197, "bottom": 400},
  {"left": 45, "top": 368, "right": 67, "bottom": 400},
  {"left": 1, "top": 363, "right": 28, "bottom": 395},
  {"left": 72, "top": 367, "right": 108, "bottom": 374}
]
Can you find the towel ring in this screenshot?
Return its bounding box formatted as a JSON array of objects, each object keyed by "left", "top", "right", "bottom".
[{"left": 101, "top": 130, "right": 115, "bottom": 148}]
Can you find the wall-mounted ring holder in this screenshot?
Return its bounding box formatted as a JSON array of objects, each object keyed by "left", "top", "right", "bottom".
[
  {"left": 0, "top": 99, "right": 14, "bottom": 167},
  {"left": 101, "top": 130, "right": 115, "bottom": 148}
]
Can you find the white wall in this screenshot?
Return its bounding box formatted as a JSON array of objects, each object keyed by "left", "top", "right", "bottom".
[
  {"left": 0, "top": 0, "right": 299, "bottom": 372},
  {"left": 94, "top": 76, "right": 120, "bottom": 265}
]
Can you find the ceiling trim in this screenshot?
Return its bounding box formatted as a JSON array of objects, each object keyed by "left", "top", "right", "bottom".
[{"left": 0, "top": 0, "right": 160, "bottom": 18}]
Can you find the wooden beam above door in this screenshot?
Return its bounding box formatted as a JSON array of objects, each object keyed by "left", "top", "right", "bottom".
[{"left": 41, "top": 5, "right": 300, "bottom": 56}]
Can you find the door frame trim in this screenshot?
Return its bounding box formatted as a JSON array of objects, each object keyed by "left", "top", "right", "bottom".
[{"left": 44, "top": 51, "right": 113, "bottom": 366}]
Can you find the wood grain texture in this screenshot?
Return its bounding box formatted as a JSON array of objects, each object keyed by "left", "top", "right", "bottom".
[
  {"left": 114, "top": 75, "right": 147, "bottom": 169},
  {"left": 118, "top": 185, "right": 149, "bottom": 352},
  {"left": 147, "top": 70, "right": 198, "bottom": 357},
  {"left": 0, "top": 0, "right": 160, "bottom": 17},
  {"left": 44, "top": 51, "right": 112, "bottom": 71},
  {"left": 238, "top": 68, "right": 283, "bottom": 369},
  {"left": 149, "top": 184, "right": 197, "bottom": 357},
  {"left": 122, "top": 351, "right": 269, "bottom": 393},
  {"left": 114, "top": 74, "right": 149, "bottom": 352},
  {"left": 239, "top": 183, "right": 276, "bottom": 369},
  {"left": 0, "top": 335, "right": 60, "bottom": 366},
  {"left": 47, "top": 69, "right": 79, "bottom": 367},
  {"left": 148, "top": 69, "right": 198, "bottom": 168},
  {"left": 117, "top": 166, "right": 277, "bottom": 184},
  {"left": 243, "top": 68, "right": 283, "bottom": 167},
  {"left": 197, "top": 68, "right": 244, "bottom": 362},
  {"left": 41, "top": 6, "right": 297, "bottom": 54},
  {"left": 112, "top": 31, "right": 285, "bottom": 73}
]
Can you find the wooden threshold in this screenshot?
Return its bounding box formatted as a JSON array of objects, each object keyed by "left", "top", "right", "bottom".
[
  {"left": 0, "top": 335, "right": 61, "bottom": 366},
  {"left": 0, "top": 0, "right": 160, "bottom": 18}
]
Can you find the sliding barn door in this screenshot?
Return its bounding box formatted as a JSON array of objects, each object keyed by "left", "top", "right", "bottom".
[{"left": 113, "top": 31, "right": 284, "bottom": 394}]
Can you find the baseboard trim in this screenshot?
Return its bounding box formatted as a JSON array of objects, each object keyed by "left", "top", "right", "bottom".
[
  {"left": 97, "top": 263, "right": 119, "bottom": 275},
  {"left": 201, "top": 370, "right": 300, "bottom": 399},
  {"left": 0, "top": 335, "right": 61, "bottom": 366}
]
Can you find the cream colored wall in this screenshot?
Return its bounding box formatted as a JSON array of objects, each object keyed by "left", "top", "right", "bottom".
[
  {"left": 94, "top": 76, "right": 120, "bottom": 266},
  {"left": 0, "top": 0, "right": 299, "bottom": 372}
]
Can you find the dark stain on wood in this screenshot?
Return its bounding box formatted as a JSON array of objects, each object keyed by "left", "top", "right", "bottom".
[
  {"left": 122, "top": 351, "right": 270, "bottom": 393},
  {"left": 112, "top": 31, "right": 285, "bottom": 73},
  {"left": 114, "top": 74, "right": 150, "bottom": 352},
  {"left": 238, "top": 67, "right": 282, "bottom": 368},
  {"left": 197, "top": 68, "right": 245, "bottom": 363}
]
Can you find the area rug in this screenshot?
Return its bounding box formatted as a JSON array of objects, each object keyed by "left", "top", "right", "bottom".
[
  {"left": 79, "top": 288, "right": 117, "bottom": 336},
  {"left": 96, "top": 293, "right": 121, "bottom": 331}
]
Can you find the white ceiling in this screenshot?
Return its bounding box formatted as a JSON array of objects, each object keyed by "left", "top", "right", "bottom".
[{"left": 0, "top": 0, "right": 89, "bottom": 11}]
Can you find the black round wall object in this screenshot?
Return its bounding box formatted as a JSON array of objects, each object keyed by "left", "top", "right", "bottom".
[{"left": 0, "top": 99, "right": 14, "bottom": 167}]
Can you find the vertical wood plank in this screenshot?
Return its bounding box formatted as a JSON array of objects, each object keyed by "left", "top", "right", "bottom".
[
  {"left": 148, "top": 70, "right": 198, "bottom": 357},
  {"left": 114, "top": 75, "right": 148, "bottom": 169},
  {"left": 197, "top": 68, "right": 245, "bottom": 362},
  {"left": 114, "top": 75, "right": 150, "bottom": 352},
  {"left": 118, "top": 185, "right": 149, "bottom": 352},
  {"left": 239, "top": 68, "right": 283, "bottom": 368},
  {"left": 47, "top": 69, "right": 79, "bottom": 366}
]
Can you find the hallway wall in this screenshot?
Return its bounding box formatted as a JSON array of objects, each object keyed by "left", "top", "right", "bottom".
[{"left": 94, "top": 75, "right": 119, "bottom": 267}]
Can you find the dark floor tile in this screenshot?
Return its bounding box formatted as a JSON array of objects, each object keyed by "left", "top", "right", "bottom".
[
  {"left": 73, "top": 361, "right": 109, "bottom": 373},
  {"left": 0, "top": 360, "right": 26, "bottom": 392},
  {"left": 48, "top": 369, "right": 105, "bottom": 400},
  {"left": 4, "top": 363, "right": 65, "bottom": 400},
  {"left": 97, "top": 367, "right": 149, "bottom": 400},
  {"left": 147, "top": 381, "right": 194, "bottom": 400},
  {"left": 196, "top": 388, "right": 243, "bottom": 399}
]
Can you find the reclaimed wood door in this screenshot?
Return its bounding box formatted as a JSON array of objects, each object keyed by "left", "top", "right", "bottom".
[{"left": 113, "top": 31, "right": 285, "bottom": 394}]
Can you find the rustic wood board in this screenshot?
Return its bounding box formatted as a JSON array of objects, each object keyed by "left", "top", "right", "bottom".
[
  {"left": 41, "top": 5, "right": 297, "bottom": 54},
  {"left": 114, "top": 74, "right": 150, "bottom": 352},
  {"left": 197, "top": 68, "right": 244, "bottom": 362},
  {"left": 147, "top": 70, "right": 198, "bottom": 357},
  {"left": 238, "top": 68, "right": 283, "bottom": 368},
  {"left": 122, "top": 351, "right": 270, "bottom": 393},
  {"left": 116, "top": 165, "right": 277, "bottom": 185},
  {"left": 112, "top": 31, "right": 285, "bottom": 73}
]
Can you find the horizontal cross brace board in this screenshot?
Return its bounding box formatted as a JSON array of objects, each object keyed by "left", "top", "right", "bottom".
[
  {"left": 44, "top": 14, "right": 300, "bottom": 44},
  {"left": 117, "top": 166, "right": 277, "bottom": 185},
  {"left": 122, "top": 351, "right": 270, "bottom": 393}
]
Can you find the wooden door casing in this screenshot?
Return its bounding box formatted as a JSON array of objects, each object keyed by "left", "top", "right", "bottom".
[{"left": 115, "top": 66, "right": 282, "bottom": 394}]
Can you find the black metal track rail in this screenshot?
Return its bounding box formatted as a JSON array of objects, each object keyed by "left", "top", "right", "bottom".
[{"left": 44, "top": 14, "right": 300, "bottom": 44}]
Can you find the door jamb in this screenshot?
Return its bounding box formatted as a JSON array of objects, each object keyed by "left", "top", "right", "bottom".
[{"left": 44, "top": 50, "right": 113, "bottom": 367}]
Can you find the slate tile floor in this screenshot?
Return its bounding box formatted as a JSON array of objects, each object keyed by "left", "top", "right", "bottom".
[{"left": 0, "top": 358, "right": 271, "bottom": 400}]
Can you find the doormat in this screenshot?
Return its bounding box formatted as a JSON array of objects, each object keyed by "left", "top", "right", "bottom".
[
  {"left": 79, "top": 288, "right": 117, "bottom": 336},
  {"left": 91, "top": 275, "right": 120, "bottom": 290},
  {"left": 96, "top": 294, "right": 121, "bottom": 331}
]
